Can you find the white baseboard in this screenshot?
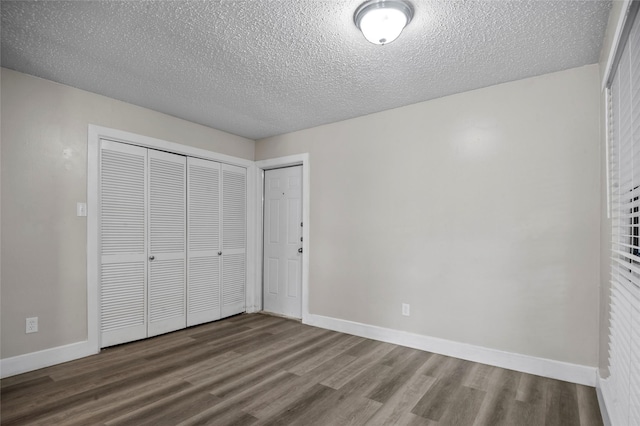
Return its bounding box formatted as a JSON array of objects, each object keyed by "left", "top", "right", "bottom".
[
  {"left": 596, "top": 374, "right": 612, "bottom": 426},
  {"left": 1, "top": 314, "right": 597, "bottom": 387},
  {"left": 0, "top": 340, "right": 98, "bottom": 379},
  {"left": 245, "top": 304, "right": 260, "bottom": 314},
  {"left": 304, "top": 313, "right": 597, "bottom": 387}
]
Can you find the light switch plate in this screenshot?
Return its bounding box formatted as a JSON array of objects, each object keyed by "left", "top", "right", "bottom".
[
  {"left": 402, "top": 303, "right": 410, "bottom": 316},
  {"left": 76, "top": 202, "right": 87, "bottom": 217}
]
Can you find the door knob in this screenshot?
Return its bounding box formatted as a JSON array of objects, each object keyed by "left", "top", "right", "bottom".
[
  {"left": 298, "top": 248, "right": 303, "bottom": 253},
  {"left": 218, "top": 251, "right": 222, "bottom": 256},
  {"left": 149, "top": 255, "right": 155, "bottom": 261}
]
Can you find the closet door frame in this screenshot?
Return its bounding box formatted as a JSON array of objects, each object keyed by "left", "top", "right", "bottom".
[{"left": 88, "top": 125, "right": 257, "bottom": 353}]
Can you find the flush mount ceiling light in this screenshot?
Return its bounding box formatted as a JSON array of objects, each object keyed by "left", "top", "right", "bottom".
[{"left": 354, "top": 0, "right": 414, "bottom": 45}]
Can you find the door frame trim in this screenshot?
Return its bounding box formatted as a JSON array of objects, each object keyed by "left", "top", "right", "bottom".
[
  {"left": 254, "top": 154, "right": 310, "bottom": 322},
  {"left": 88, "top": 124, "right": 256, "bottom": 352}
]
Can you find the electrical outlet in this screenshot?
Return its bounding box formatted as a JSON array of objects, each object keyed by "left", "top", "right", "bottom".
[
  {"left": 76, "top": 202, "right": 87, "bottom": 217},
  {"left": 402, "top": 303, "right": 410, "bottom": 316},
  {"left": 26, "top": 317, "right": 38, "bottom": 333}
]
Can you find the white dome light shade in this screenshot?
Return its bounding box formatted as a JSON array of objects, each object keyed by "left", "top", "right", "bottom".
[{"left": 354, "top": 0, "right": 413, "bottom": 45}]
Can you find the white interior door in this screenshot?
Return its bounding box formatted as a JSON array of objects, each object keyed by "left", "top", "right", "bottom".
[
  {"left": 221, "top": 163, "right": 247, "bottom": 318},
  {"left": 147, "top": 149, "right": 187, "bottom": 337},
  {"left": 187, "top": 157, "right": 221, "bottom": 326},
  {"left": 263, "top": 166, "right": 302, "bottom": 318},
  {"left": 100, "top": 140, "right": 148, "bottom": 347}
]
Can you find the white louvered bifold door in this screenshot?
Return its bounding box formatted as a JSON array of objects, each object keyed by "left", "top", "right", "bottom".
[
  {"left": 221, "top": 164, "right": 247, "bottom": 318},
  {"left": 100, "top": 140, "right": 148, "bottom": 347},
  {"left": 187, "top": 157, "right": 221, "bottom": 326},
  {"left": 147, "top": 150, "right": 187, "bottom": 337}
]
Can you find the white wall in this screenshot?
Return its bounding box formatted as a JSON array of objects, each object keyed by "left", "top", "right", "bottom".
[
  {"left": 256, "top": 65, "right": 601, "bottom": 367},
  {"left": 0, "top": 68, "right": 255, "bottom": 359}
]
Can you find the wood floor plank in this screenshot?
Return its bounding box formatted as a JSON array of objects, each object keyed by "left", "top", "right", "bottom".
[
  {"left": 5, "top": 355, "right": 151, "bottom": 406},
  {"left": 365, "top": 369, "right": 437, "bottom": 425},
  {"left": 367, "top": 350, "right": 431, "bottom": 404},
  {"left": 420, "top": 353, "right": 450, "bottom": 378},
  {"left": 395, "top": 412, "right": 439, "bottom": 426},
  {"left": 105, "top": 387, "right": 221, "bottom": 426},
  {"left": 411, "top": 356, "right": 476, "bottom": 421},
  {"left": 464, "top": 363, "right": 497, "bottom": 391},
  {"left": 502, "top": 399, "right": 545, "bottom": 426},
  {"left": 244, "top": 352, "right": 358, "bottom": 419},
  {"left": 39, "top": 353, "right": 238, "bottom": 426},
  {"left": 184, "top": 327, "right": 332, "bottom": 387},
  {"left": 545, "top": 380, "right": 581, "bottom": 426},
  {"left": 379, "top": 345, "right": 417, "bottom": 367},
  {"left": 209, "top": 332, "right": 346, "bottom": 399},
  {"left": 0, "top": 376, "right": 54, "bottom": 399},
  {"left": 182, "top": 410, "right": 258, "bottom": 426},
  {"left": 438, "top": 385, "right": 486, "bottom": 426},
  {"left": 320, "top": 341, "right": 395, "bottom": 389},
  {"left": 309, "top": 395, "right": 382, "bottom": 426},
  {"left": 516, "top": 373, "right": 550, "bottom": 405},
  {"left": 0, "top": 369, "right": 51, "bottom": 390},
  {"left": 176, "top": 371, "right": 297, "bottom": 426},
  {"left": 44, "top": 379, "right": 194, "bottom": 426},
  {"left": 471, "top": 368, "right": 521, "bottom": 426},
  {"left": 267, "top": 365, "right": 387, "bottom": 426},
  {"left": 334, "top": 361, "right": 393, "bottom": 401},
  {"left": 4, "top": 340, "right": 236, "bottom": 417},
  {"left": 0, "top": 313, "right": 603, "bottom": 426},
  {"left": 256, "top": 383, "right": 337, "bottom": 426},
  {"left": 1, "top": 361, "right": 197, "bottom": 425},
  {"left": 286, "top": 334, "right": 363, "bottom": 375},
  {"left": 576, "top": 384, "right": 604, "bottom": 426}
]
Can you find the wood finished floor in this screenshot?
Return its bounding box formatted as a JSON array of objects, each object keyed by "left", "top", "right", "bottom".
[{"left": 1, "top": 313, "right": 603, "bottom": 426}]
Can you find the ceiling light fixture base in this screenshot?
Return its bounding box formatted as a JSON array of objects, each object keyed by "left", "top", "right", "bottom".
[{"left": 354, "top": 0, "right": 414, "bottom": 45}]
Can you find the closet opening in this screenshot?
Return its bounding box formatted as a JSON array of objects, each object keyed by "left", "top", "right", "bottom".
[{"left": 88, "top": 125, "right": 255, "bottom": 352}]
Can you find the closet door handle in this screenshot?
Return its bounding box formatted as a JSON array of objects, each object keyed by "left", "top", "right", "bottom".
[
  {"left": 149, "top": 255, "right": 155, "bottom": 261},
  {"left": 218, "top": 251, "right": 222, "bottom": 256}
]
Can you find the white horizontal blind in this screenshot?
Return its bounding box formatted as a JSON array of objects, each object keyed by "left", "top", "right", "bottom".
[{"left": 607, "top": 9, "right": 640, "bottom": 426}]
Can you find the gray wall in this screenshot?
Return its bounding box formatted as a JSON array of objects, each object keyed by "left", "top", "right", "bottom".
[
  {"left": 1, "top": 68, "right": 255, "bottom": 359},
  {"left": 256, "top": 65, "right": 601, "bottom": 367}
]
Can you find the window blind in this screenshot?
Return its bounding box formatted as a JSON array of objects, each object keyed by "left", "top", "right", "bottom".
[{"left": 606, "top": 5, "right": 640, "bottom": 426}]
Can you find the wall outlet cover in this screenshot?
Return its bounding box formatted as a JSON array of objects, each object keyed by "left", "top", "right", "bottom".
[{"left": 26, "top": 317, "right": 38, "bottom": 333}]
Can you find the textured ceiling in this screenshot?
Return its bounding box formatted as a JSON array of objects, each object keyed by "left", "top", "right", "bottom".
[{"left": 1, "top": 1, "right": 611, "bottom": 140}]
